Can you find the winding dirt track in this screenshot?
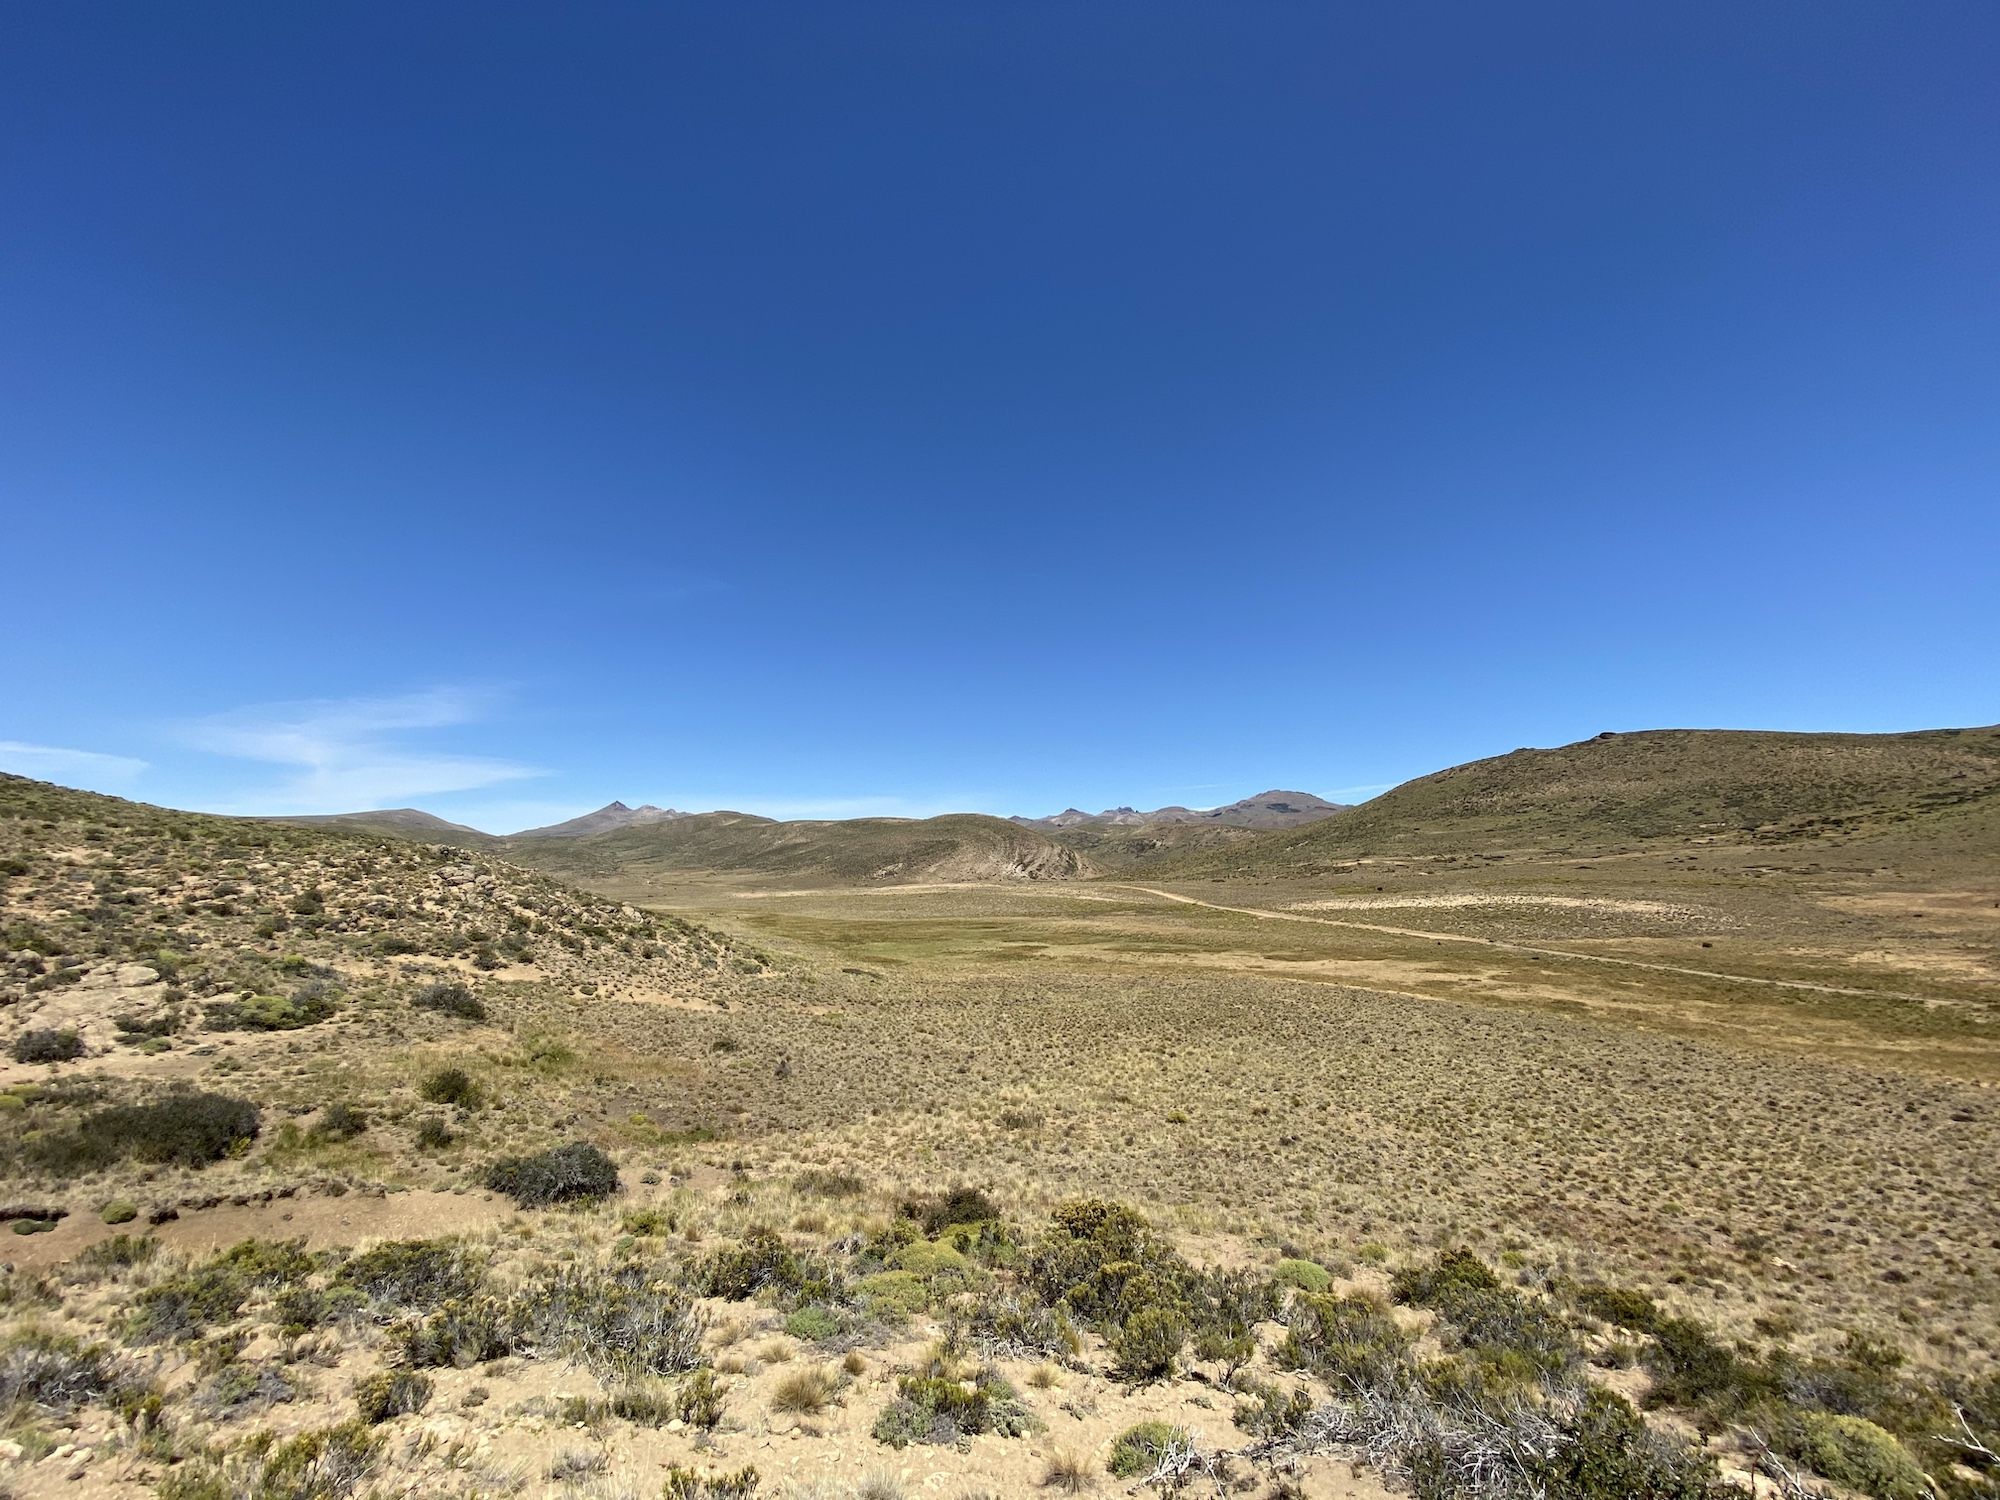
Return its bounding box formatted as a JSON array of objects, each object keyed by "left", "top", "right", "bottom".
[{"left": 1105, "top": 884, "right": 1941, "bottom": 1006}]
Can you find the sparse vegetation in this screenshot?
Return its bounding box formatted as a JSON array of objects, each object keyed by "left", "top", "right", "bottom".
[{"left": 0, "top": 737, "right": 1996, "bottom": 1500}]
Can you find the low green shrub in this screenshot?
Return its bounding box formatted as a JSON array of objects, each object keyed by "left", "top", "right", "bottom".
[
  {"left": 412, "top": 982, "right": 486, "bottom": 1021},
  {"left": 784, "top": 1304, "right": 843, "bottom": 1343},
  {"left": 872, "top": 1367, "right": 1035, "bottom": 1447},
  {"left": 1111, "top": 1304, "right": 1187, "bottom": 1381},
  {"left": 11, "top": 1028, "right": 84, "bottom": 1063},
  {"left": 1274, "top": 1257, "right": 1333, "bottom": 1293},
  {"left": 336, "top": 1239, "right": 484, "bottom": 1312},
  {"left": 1786, "top": 1412, "right": 1930, "bottom": 1500},
  {"left": 1108, "top": 1420, "right": 1188, "bottom": 1477},
  {"left": 205, "top": 985, "right": 338, "bottom": 1032},
  {"left": 391, "top": 1296, "right": 520, "bottom": 1368},
  {"left": 1233, "top": 1377, "right": 1314, "bottom": 1439},
  {"left": 127, "top": 1239, "right": 316, "bottom": 1343},
  {"left": 419, "top": 1067, "right": 482, "bottom": 1110},
  {"left": 661, "top": 1466, "right": 760, "bottom": 1500},
  {"left": 697, "top": 1226, "right": 841, "bottom": 1306},
  {"left": 354, "top": 1368, "right": 432, "bottom": 1424},
  {"left": 1279, "top": 1291, "right": 1414, "bottom": 1388},
  {"left": 898, "top": 1185, "right": 1000, "bottom": 1234},
  {"left": 1391, "top": 1248, "right": 1577, "bottom": 1382},
  {"left": 1573, "top": 1282, "right": 1660, "bottom": 1333},
  {"left": 515, "top": 1260, "right": 706, "bottom": 1376},
  {"left": 1643, "top": 1315, "right": 1779, "bottom": 1423},
  {"left": 1525, "top": 1388, "right": 1732, "bottom": 1500},
  {"left": 485, "top": 1142, "right": 618, "bottom": 1206},
  {"left": 311, "top": 1103, "right": 368, "bottom": 1142},
  {"left": 30, "top": 1089, "right": 259, "bottom": 1171}
]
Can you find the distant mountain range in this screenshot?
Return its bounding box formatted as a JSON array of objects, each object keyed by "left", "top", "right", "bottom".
[
  {"left": 1012, "top": 789, "right": 1346, "bottom": 830},
  {"left": 250, "top": 725, "right": 2000, "bottom": 889}
]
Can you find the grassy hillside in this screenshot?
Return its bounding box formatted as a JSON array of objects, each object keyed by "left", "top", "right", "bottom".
[
  {"left": 1044, "top": 819, "right": 1267, "bottom": 871},
  {"left": 510, "top": 810, "right": 1092, "bottom": 887},
  {"left": 1171, "top": 724, "right": 2000, "bottom": 873},
  {"left": 0, "top": 773, "right": 763, "bottom": 1065}
]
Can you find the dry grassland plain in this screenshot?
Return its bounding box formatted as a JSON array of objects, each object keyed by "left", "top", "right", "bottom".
[{"left": 1, "top": 771, "right": 1996, "bottom": 1500}]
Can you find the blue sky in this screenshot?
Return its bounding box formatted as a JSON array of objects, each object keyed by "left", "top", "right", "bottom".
[{"left": 3, "top": 3, "right": 1995, "bottom": 833}]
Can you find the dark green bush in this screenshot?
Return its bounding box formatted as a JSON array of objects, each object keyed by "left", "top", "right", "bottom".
[
  {"left": 697, "top": 1226, "right": 841, "bottom": 1305},
  {"left": 11, "top": 1028, "right": 84, "bottom": 1063},
  {"left": 311, "top": 1102, "right": 368, "bottom": 1142},
  {"left": 1391, "top": 1247, "right": 1501, "bottom": 1309},
  {"left": 31, "top": 1089, "right": 259, "bottom": 1172},
  {"left": 898, "top": 1184, "right": 1000, "bottom": 1234},
  {"left": 1111, "top": 1305, "right": 1187, "bottom": 1381},
  {"left": 391, "top": 1296, "right": 520, "bottom": 1368},
  {"left": 1391, "top": 1248, "right": 1577, "bottom": 1382},
  {"left": 484, "top": 1142, "right": 619, "bottom": 1206},
  {"left": 872, "top": 1368, "right": 1034, "bottom": 1447},
  {"left": 412, "top": 982, "right": 486, "bottom": 1021},
  {"left": 1524, "top": 1388, "right": 1733, "bottom": 1500},
  {"left": 1279, "top": 1291, "right": 1414, "bottom": 1388},
  {"left": 419, "top": 1067, "right": 483, "bottom": 1109},
  {"left": 1644, "top": 1315, "right": 1780, "bottom": 1423},
  {"left": 128, "top": 1239, "right": 317, "bottom": 1343},
  {"left": 1573, "top": 1282, "right": 1660, "bottom": 1333}
]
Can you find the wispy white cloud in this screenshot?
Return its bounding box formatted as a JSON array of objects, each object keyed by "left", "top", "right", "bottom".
[
  {"left": 0, "top": 741, "right": 149, "bottom": 788},
  {"left": 179, "top": 688, "right": 543, "bottom": 814}
]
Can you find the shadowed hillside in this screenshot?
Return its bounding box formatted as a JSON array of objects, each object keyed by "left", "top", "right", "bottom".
[{"left": 1167, "top": 724, "right": 2000, "bottom": 874}]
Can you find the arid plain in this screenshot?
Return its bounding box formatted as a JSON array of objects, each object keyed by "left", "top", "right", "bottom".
[{"left": 1, "top": 726, "right": 1996, "bottom": 1500}]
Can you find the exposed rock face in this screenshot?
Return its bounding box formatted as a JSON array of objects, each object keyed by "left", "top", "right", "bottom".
[{"left": 10, "top": 962, "right": 167, "bottom": 1057}]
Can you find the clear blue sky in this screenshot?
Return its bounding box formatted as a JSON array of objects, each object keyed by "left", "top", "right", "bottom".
[{"left": 4, "top": 3, "right": 1995, "bottom": 832}]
